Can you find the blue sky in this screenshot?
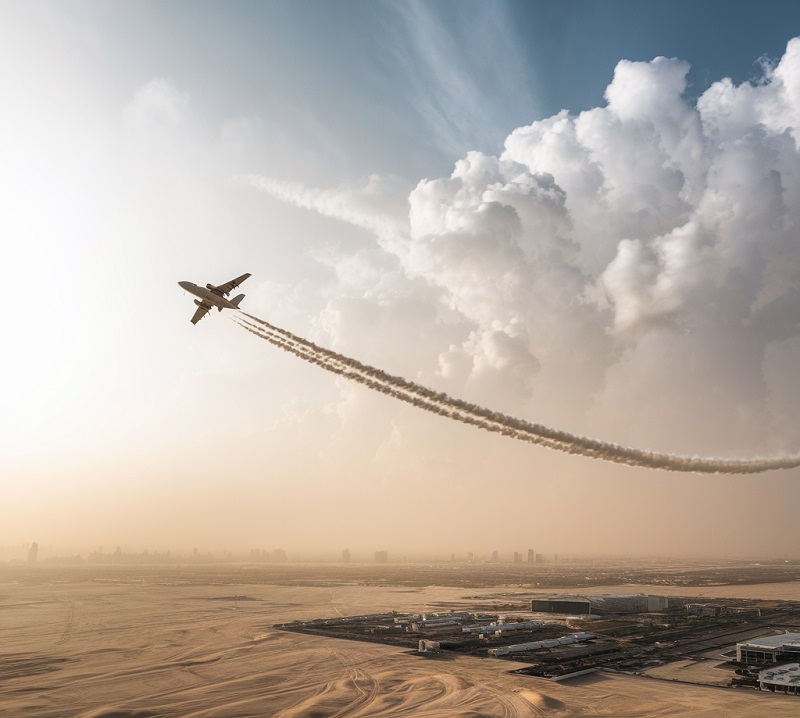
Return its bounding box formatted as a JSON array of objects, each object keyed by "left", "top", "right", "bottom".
[
  {"left": 58, "top": 1, "right": 800, "bottom": 180},
  {"left": 2, "top": 1, "right": 800, "bottom": 558}
]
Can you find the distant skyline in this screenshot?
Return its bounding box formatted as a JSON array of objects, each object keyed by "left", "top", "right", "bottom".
[
  {"left": 4, "top": 543, "right": 796, "bottom": 564},
  {"left": 3, "top": 2, "right": 800, "bottom": 557}
]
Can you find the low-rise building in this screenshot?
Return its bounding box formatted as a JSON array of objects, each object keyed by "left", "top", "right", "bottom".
[
  {"left": 462, "top": 620, "right": 545, "bottom": 635},
  {"left": 687, "top": 603, "right": 722, "bottom": 617},
  {"left": 418, "top": 640, "right": 440, "bottom": 653},
  {"left": 737, "top": 633, "right": 800, "bottom": 664},
  {"left": 489, "top": 632, "right": 594, "bottom": 656},
  {"left": 759, "top": 663, "right": 800, "bottom": 694}
]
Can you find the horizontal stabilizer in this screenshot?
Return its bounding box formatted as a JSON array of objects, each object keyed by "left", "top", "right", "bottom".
[{"left": 231, "top": 293, "right": 245, "bottom": 307}]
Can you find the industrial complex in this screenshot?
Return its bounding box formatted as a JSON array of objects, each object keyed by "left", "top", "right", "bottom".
[{"left": 278, "top": 592, "right": 800, "bottom": 696}]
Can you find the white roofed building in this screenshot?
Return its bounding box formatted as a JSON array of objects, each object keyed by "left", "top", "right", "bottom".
[
  {"left": 737, "top": 633, "right": 800, "bottom": 664},
  {"left": 759, "top": 663, "right": 800, "bottom": 695}
]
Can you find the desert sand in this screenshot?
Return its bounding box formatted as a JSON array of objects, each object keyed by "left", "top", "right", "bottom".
[{"left": 2, "top": 570, "right": 800, "bottom": 717}]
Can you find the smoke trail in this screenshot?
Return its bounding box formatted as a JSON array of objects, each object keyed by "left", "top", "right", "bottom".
[
  {"left": 234, "top": 315, "right": 673, "bottom": 464},
  {"left": 235, "top": 318, "right": 571, "bottom": 454},
  {"left": 235, "top": 313, "right": 800, "bottom": 474}
]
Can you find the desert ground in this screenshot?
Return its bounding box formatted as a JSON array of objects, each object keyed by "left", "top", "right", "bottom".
[{"left": 3, "top": 565, "right": 800, "bottom": 717}]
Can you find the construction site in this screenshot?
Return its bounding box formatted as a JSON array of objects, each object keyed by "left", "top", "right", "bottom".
[{"left": 277, "top": 593, "right": 800, "bottom": 689}]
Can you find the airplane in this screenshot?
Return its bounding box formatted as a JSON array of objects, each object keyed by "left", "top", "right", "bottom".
[{"left": 178, "top": 273, "right": 251, "bottom": 324}]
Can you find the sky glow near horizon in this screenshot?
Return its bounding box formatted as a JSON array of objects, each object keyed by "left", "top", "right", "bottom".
[{"left": 2, "top": 1, "right": 800, "bottom": 559}]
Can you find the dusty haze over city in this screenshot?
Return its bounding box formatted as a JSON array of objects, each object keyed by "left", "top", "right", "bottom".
[{"left": 3, "top": 1, "right": 800, "bottom": 562}]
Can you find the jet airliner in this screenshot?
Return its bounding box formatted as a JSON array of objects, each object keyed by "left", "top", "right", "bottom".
[{"left": 178, "top": 273, "right": 251, "bottom": 324}]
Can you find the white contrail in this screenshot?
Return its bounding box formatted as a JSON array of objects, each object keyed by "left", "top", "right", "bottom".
[{"left": 235, "top": 313, "right": 800, "bottom": 474}]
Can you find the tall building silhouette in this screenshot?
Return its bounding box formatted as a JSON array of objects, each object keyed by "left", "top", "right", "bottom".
[{"left": 28, "top": 542, "right": 38, "bottom": 563}]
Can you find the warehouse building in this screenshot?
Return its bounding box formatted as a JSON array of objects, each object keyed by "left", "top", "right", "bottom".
[
  {"left": 737, "top": 633, "right": 800, "bottom": 664},
  {"left": 687, "top": 603, "right": 722, "bottom": 617},
  {"left": 530, "top": 597, "right": 592, "bottom": 614},
  {"left": 462, "top": 620, "right": 545, "bottom": 635},
  {"left": 531, "top": 594, "right": 668, "bottom": 615},
  {"left": 489, "top": 632, "right": 594, "bottom": 656}
]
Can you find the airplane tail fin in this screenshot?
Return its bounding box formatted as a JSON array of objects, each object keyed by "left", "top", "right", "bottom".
[{"left": 231, "top": 293, "right": 245, "bottom": 308}]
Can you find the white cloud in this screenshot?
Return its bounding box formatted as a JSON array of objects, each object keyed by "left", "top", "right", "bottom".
[
  {"left": 252, "top": 38, "right": 800, "bottom": 458},
  {"left": 699, "top": 37, "right": 800, "bottom": 147}
]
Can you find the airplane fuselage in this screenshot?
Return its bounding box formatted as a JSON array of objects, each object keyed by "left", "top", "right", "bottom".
[{"left": 178, "top": 281, "right": 241, "bottom": 311}]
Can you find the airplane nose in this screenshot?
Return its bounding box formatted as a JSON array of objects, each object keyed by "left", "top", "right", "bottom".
[{"left": 178, "top": 281, "right": 190, "bottom": 290}]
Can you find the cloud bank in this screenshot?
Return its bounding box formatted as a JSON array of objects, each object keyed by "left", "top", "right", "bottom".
[{"left": 244, "top": 38, "right": 800, "bottom": 460}]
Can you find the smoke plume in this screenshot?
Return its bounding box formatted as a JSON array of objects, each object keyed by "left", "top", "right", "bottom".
[{"left": 236, "top": 312, "right": 800, "bottom": 474}]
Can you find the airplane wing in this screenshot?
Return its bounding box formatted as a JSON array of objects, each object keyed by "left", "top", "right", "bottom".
[
  {"left": 215, "top": 273, "right": 251, "bottom": 297},
  {"left": 190, "top": 301, "right": 213, "bottom": 325}
]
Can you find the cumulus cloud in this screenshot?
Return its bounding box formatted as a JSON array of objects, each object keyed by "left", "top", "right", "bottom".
[{"left": 249, "top": 38, "right": 800, "bottom": 454}]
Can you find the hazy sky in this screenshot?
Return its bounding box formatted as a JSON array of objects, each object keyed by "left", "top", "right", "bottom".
[{"left": 3, "top": 1, "right": 800, "bottom": 559}]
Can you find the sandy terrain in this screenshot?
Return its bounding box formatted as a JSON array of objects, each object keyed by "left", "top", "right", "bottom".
[
  {"left": 2, "top": 571, "right": 800, "bottom": 717},
  {"left": 643, "top": 659, "right": 732, "bottom": 687}
]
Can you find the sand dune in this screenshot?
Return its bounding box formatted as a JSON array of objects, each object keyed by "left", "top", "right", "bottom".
[{"left": 2, "top": 571, "right": 800, "bottom": 717}]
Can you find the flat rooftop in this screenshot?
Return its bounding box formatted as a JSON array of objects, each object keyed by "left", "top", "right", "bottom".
[
  {"left": 739, "top": 633, "right": 800, "bottom": 650},
  {"left": 759, "top": 663, "right": 800, "bottom": 687}
]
